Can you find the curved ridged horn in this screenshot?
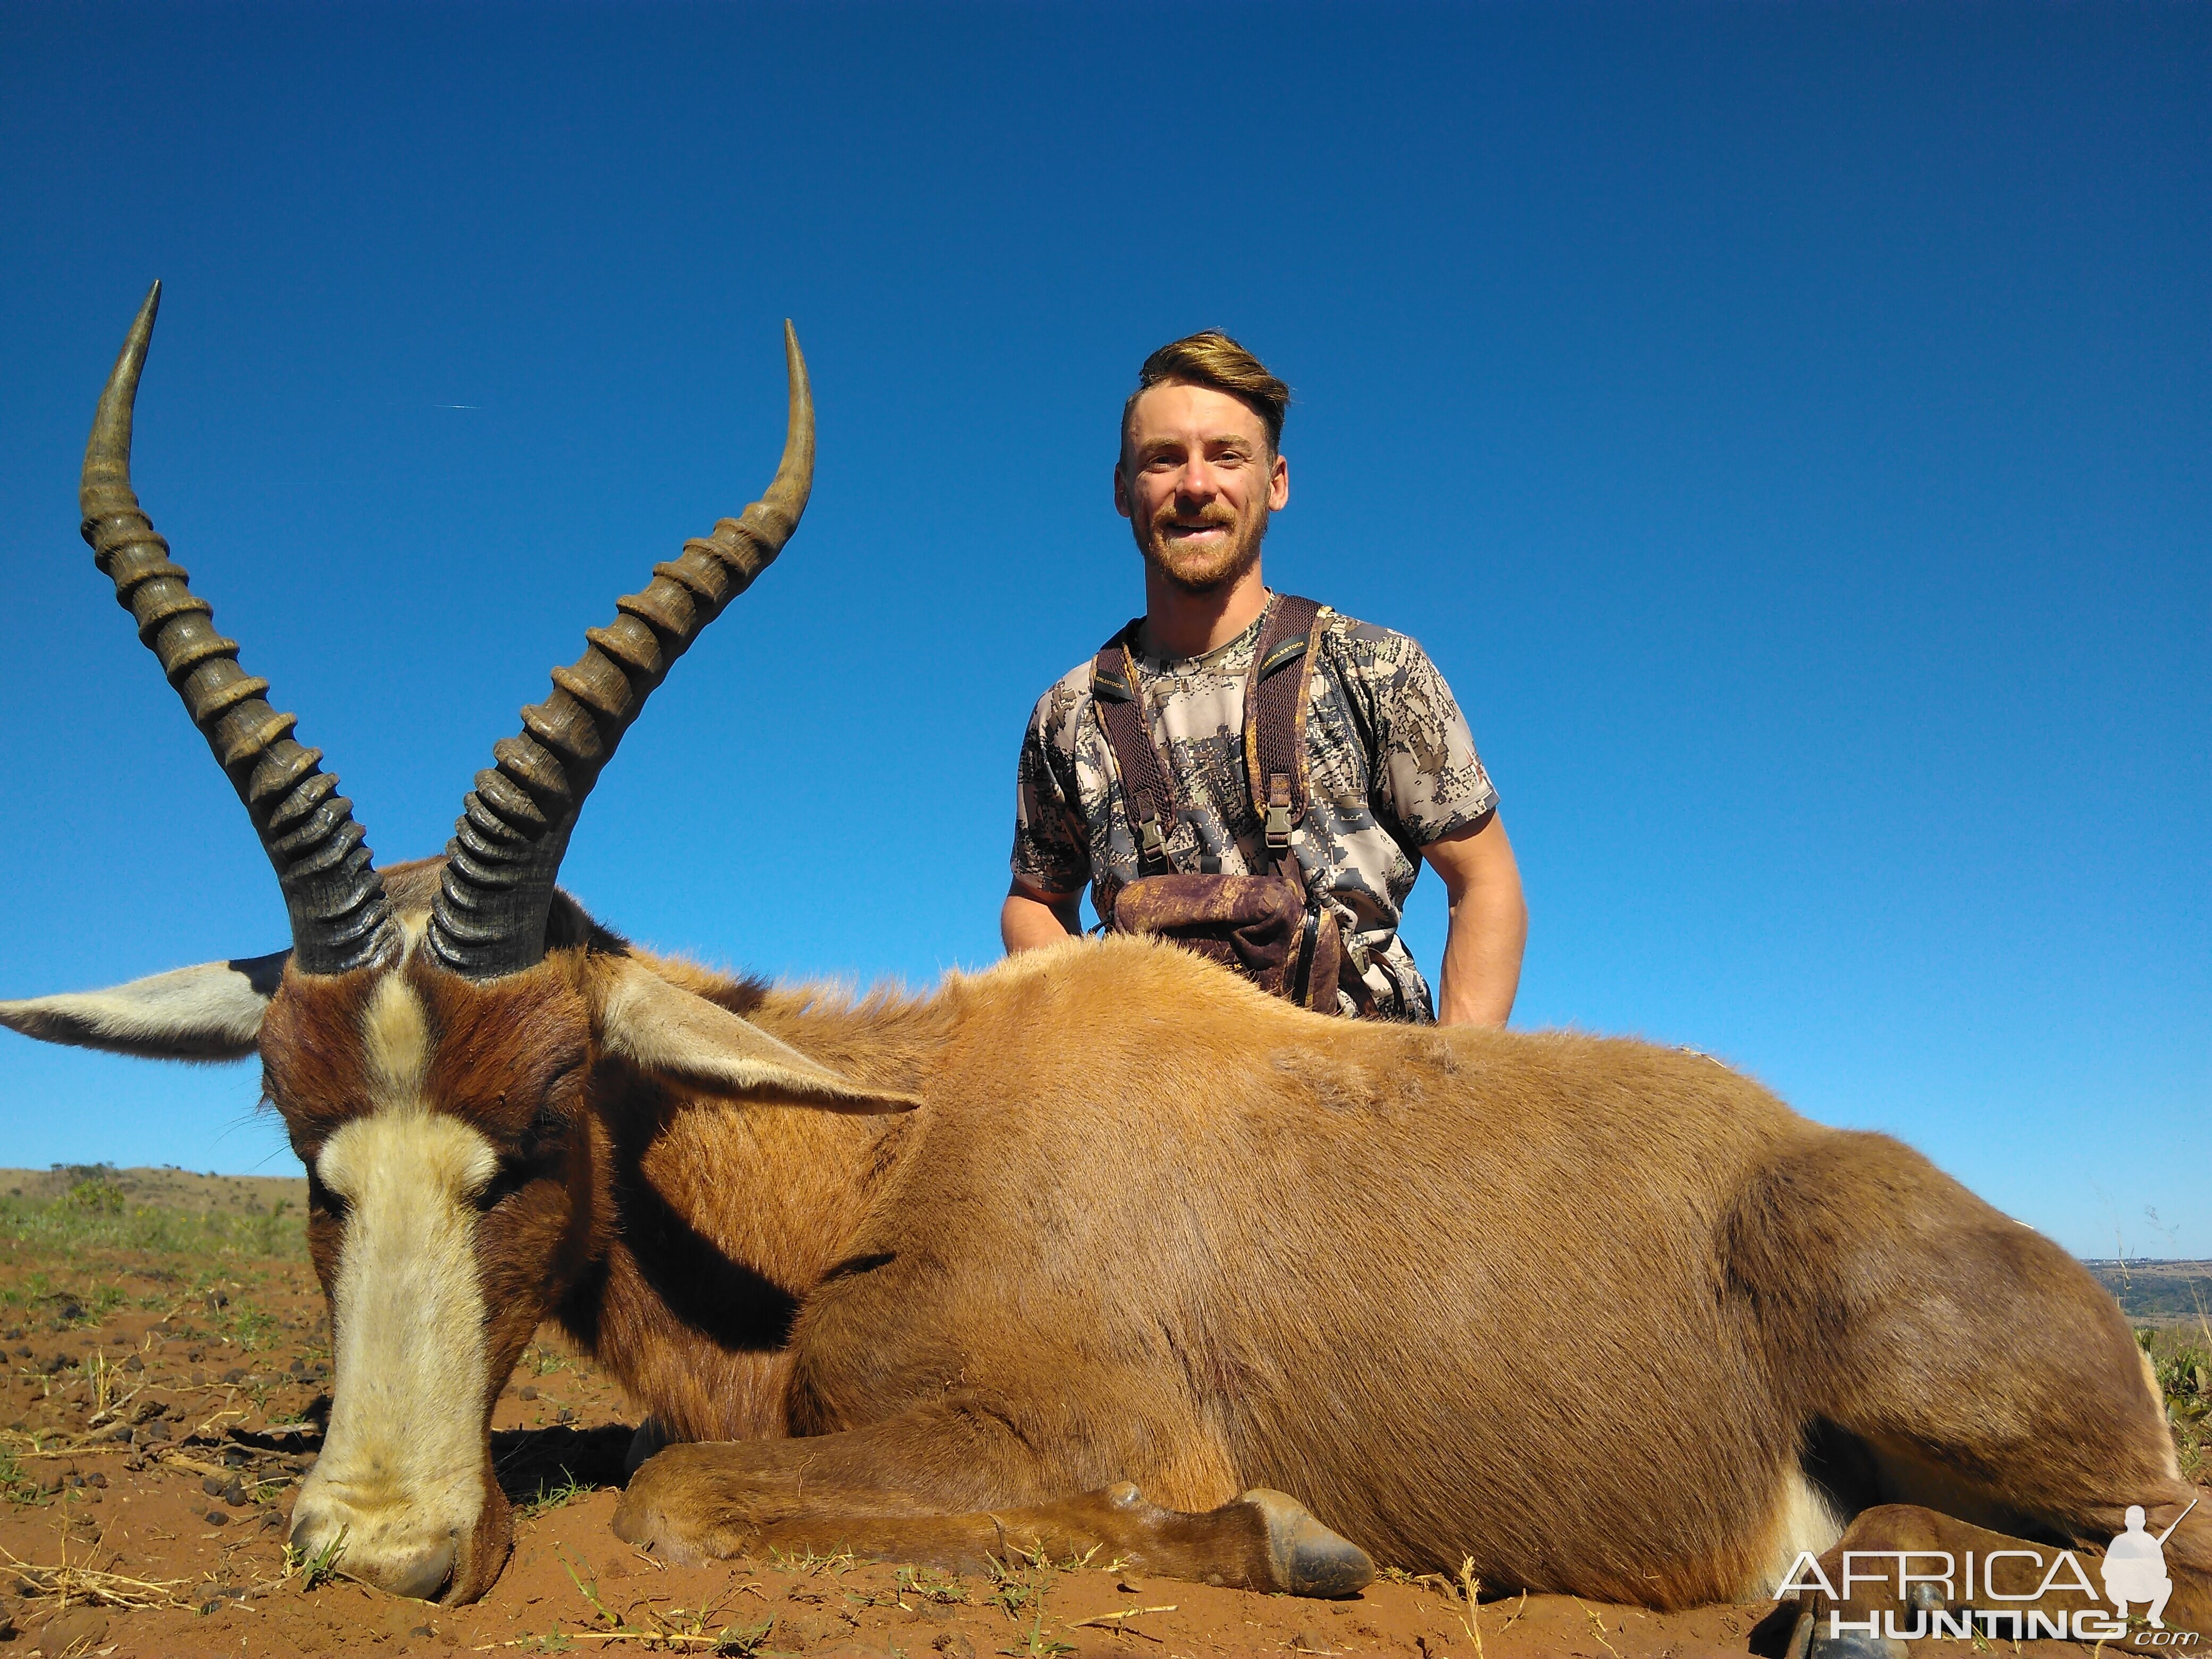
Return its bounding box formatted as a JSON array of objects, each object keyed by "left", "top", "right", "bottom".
[
  {"left": 80, "top": 282, "right": 393, "bottom": 975},
  {"left": 426, "top": 322, "right": 814, "bottom": 979}
]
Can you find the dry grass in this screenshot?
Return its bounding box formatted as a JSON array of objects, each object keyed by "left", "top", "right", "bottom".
[
  {"left": 1458, "top": 1557, "right": 1485, "bottom": 1657},
  {"left": 1065, "top": 1603, "right": 1178, "bottom": 1631},
  {"left": 0, "top": 1538, "right": 190, "bottom": 1612},
  {"left": 1405, "top": 1555, "right": 1492, "bottom": 1656}
]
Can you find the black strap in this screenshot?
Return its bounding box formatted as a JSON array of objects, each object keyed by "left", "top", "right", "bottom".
[{"left": 1091, "top": 621, "right": 1180, "bottom": 875}]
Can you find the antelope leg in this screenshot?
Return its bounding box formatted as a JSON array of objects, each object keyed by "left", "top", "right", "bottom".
[{"left": 615, "top": 1435, "right": 1370, "bottom": 1597}]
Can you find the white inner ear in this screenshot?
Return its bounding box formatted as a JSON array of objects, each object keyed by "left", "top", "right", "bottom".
[
  {"left": 598, "top": 960, "right": 919, "bottom": 1115},
  {"left": 0, "top": 951, "right": 287, "bottom": 1061}
]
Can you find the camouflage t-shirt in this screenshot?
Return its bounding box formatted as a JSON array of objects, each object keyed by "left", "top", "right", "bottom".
[{"left": 1011, "top": 594, "right": 1498, "bottom": 1020}]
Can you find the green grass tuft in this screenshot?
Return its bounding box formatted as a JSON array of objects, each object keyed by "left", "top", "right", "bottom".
[
  {"left": 519, "top": 1465, "right": 594, "bottom": 1520},
  {"left": 2138, "top": 1323, "right": 2211, "bottom": 1480}
]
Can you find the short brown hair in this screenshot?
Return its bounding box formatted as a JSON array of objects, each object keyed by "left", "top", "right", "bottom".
[{"left": 1121, "top": 331, "right": 1291, "bottom": 459}]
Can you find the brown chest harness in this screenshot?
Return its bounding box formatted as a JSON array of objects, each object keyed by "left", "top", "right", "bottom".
[{"left": 1090, "top": 595, "right": 1360, "bottom": 1015}]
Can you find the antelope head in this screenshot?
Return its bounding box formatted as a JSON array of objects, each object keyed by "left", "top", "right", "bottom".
[{"left": 0, "top": 287, "right": 916, "bottom": 1603}]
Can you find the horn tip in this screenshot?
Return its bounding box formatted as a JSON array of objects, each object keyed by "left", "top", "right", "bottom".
[{"left": 106, "top": 281, "right": 164, "bottom": 388}]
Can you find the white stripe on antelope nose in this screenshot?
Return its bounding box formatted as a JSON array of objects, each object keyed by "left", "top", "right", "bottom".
[{"left": 296, "top": 1060, "right": 499, "bottom": 1599}]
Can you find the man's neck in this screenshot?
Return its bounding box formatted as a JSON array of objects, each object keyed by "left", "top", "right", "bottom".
[{"left": 1141, "top": 564, "right": 1269, "bottom": 659}]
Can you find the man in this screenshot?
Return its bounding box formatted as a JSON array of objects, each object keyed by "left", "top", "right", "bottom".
[
  {"left": 1002, "top": 331, "right": 1527, "bottom": 1025},
  {"left": 2103, "top": 1504, "right": 2183, "bottom": 1629}
]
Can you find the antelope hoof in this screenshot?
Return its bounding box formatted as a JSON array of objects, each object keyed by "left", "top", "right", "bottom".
[
  {"left": 1238, "top": 1487, "right": 1374, "bottom": 1598},
  {"left": 610, "top": 1445, "right": 721, "bottom": 1565}
]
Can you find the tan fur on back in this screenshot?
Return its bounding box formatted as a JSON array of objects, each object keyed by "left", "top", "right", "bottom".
[
  {"left": 560, "top": 929, "right": 2180, "bottom": 1604},
  {"left": 583, "top": 937, "right": 1796, "bottom": 1601}
]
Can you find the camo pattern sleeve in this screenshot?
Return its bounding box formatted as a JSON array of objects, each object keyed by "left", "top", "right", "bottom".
[
  {"left": 1297, "top": 614, "right": 1496, "bottom": 1019},
  {"left": 1010, "top": 666, "right": 1095, "bottom": 900},
  {"left": 1326, "top": 621, "right": 1497, "bottom": 848}
]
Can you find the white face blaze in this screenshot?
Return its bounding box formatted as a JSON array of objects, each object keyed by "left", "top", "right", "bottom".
[{"left": 290, "top": 975, "right": 500, "bottom": 1601}]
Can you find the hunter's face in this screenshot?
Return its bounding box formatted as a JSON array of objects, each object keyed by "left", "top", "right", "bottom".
[{"left": 1116, "top": 383, "right": 1289, "bottom": 596}]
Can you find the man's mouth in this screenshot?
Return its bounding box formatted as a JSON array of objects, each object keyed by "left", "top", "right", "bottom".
[{"left": 1163, "top": 521, "right": 1232, "bottom": 540}]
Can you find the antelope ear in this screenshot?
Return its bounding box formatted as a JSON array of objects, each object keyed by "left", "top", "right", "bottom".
[
  {"left": 597, "top": 960, "right": 920, "bottom": 1116},
  {"left": 0, "top": 952, "right": 288, "bottom": 1062}
]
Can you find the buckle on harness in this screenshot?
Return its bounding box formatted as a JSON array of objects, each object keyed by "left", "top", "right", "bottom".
[
  {"left": 1264, "top": 775, "right": 1294, "bottom": 850},
  {"left": 1138, "top": 810, "right": 1169, "bottom": 865}
]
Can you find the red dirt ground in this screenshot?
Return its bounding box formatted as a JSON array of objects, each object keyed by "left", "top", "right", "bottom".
[{"left": 1, "top": 1169, "right": 2192, "bottom": 1658}]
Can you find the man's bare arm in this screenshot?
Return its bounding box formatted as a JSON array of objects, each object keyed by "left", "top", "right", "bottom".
[
  {"left": 1001, "top": 880, "right": 1082, "bottom": 953},
  {"left": 1421, "top": 813, "right": 1527, "bottom": 1027}
]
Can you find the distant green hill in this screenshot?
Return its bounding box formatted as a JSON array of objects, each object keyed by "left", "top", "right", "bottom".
[{"left": 2080, "top": 1259, "right": 2212, "bottom": 1323}]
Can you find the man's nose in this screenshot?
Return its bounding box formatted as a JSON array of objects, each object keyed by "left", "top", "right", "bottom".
[{"left": 1172, "top": 461, "right": 1220, "bottom": 504}]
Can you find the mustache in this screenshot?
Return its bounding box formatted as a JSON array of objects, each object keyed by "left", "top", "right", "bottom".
[{"left": 1152, "top": 507, "right": 1238, "bottom": 530}]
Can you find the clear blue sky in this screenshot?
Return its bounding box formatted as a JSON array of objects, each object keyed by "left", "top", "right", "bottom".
[{"left": 1, "top": 4, "right": 2204, "bottom": 1256}]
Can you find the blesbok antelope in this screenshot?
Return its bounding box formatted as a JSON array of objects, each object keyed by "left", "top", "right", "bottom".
[{"left": 3, "top": 289, "right": 2203, "bottom": 1647}]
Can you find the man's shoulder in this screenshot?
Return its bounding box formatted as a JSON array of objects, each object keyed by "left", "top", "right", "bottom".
[
  {"left": 1025, "top": 656, "right": 1100, "bottom": 749},
  {"left": 1314, "top": 605, "right": 1394, "bottom": 644},
  {"left": 1043, "top": 651, "right": 1102, "bottom": 707},
  {"left": 1313, "top": 606, "right": 1432, "bottom": 680}
]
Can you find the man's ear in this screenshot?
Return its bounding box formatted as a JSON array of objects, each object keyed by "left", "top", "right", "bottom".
[
  {"left": 597, "top": 960, "right": 920, "bottom": 1115},
  {"left": 0, "top": 952, "right": 288, "bottom": 1062}
]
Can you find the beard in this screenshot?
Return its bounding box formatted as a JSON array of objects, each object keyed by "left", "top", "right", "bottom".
[{"left": 1135, "top": 498, "right": 1271, "bottom": 595}]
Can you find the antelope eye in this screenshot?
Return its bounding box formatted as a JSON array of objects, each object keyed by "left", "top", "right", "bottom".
[
  {"left": 518, "top": 1107, "right": 565, "bottom": 1160},
  {"left": 475, "top": 1109, "right": 567, "bottom": 1213},
  {"left": 306, "top": 1171, "right": 349, "bottom": 1220},
  {"left": 477, "top": 1156, "right": 535, "bottom": 1213}
]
